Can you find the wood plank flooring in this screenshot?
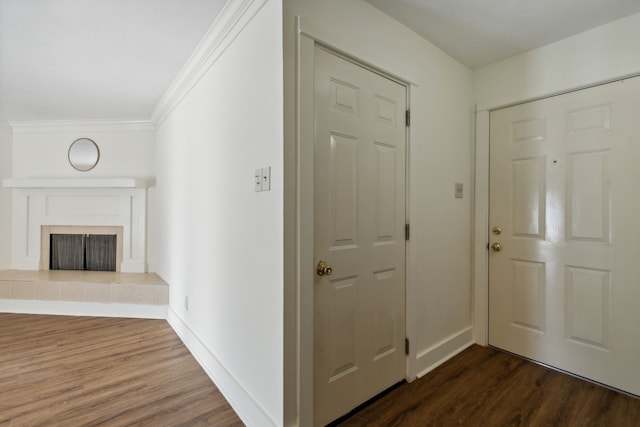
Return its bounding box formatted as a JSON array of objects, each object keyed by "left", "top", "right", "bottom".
[
  {"left": 0, "top": 313, "right": 243, "bottom": 426},
  {"left": 5, "top": 314, "right": 639, "bottom": 426},
  {"left": 335, "top": 345, "right": 640, "bottom": 426}
]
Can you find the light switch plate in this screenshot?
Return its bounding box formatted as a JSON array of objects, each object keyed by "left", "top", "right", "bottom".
[
  {"left": 455, "top": 182, "right": 463, "bottom": 199},
  {"left": 255, "top": 169, "right": 263, "bottom": 192},
  {"left": 261, "top": 166, "right": 271, "bottom": 191}
]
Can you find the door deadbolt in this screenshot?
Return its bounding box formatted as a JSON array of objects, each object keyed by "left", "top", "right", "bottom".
[{"left": 492, "top": 226, "right": 502, "bottom": 235}]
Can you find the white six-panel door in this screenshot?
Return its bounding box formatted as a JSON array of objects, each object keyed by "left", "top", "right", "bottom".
[
  {"left": 313, "top": 47, "right": 407, "bottom": 426},
  {"left": 489, "top": 77, "right": 640, "bottom": 396}
]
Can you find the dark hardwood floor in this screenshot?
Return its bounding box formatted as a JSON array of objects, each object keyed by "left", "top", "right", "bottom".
[
  {"left": 0, "top": 313, "right": 243, "bottom": 426},
  {"left": 335, "top": 345, "right": 640, "bottom": 427},
  {"left": 4, "top": 314, "right": 639, "bottom": 426}
]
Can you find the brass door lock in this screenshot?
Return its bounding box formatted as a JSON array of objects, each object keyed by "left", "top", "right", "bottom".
[{"left": 316, "top": 261, "right": 333, "bottom": 276}]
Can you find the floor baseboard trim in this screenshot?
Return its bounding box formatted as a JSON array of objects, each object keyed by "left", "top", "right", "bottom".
[
  {"left": 415, "top": 327, "right": 474, "bottom": 379},
  {"left": 166, "top": 308, "right": 277, "bottom": 427}
]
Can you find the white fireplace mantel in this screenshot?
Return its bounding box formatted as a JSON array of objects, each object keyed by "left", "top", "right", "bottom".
[
  {"left": 3, "top": 178, "right": 148, "bottom": 189},
  {"left": 4, "top": 177, "right": 148, "bottom": 273}
]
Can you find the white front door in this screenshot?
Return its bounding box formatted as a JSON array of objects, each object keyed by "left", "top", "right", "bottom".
[
  {"left": 313, "top": 46, "right": 407, "bottom": 426},
  {"left": 489, "top": 77, "right": 640, "bottom": 396}
]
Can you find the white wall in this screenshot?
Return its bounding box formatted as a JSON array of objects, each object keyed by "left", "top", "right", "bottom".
[
  {"left": 152, "top": 0, "right": 283, "bottom": 425},
  {"left": 472, "top": 11, "right": 640, "bottom": 345},
  {"left": 10, "top": 123, "right": 155, "bottom": 179},
  {"left": 0, "top": 121, "right": 12, "bottom": 269},
  {"left": 474, "top": 12, "right": 640, "bottom": 110},
  {"left": 283, "top": 0, "right": 474, "bottom": 424}
]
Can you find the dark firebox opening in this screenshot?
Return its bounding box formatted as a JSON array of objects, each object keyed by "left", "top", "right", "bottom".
[{"left": 50, "top": 234, "right": 117, "bottom": 272}]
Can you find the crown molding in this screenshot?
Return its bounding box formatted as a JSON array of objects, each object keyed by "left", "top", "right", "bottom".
[
  {"left": 9, "top": 119, "right": 155, "bottom": 134},
  {"left": 151, "top": 0, "right": 268, "bottom": 127}
]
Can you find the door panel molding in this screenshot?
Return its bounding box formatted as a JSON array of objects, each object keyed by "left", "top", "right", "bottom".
[
  {"left": 473, "top": 75, "right": 640, "bottom": 347},
  {"left": 485, "top": 76, "right": 640, "bottom": 396},
  {"left": 294, "top": 21, "right": 413, "bottom": 426},
  {"left": 313, "top": 45, "right": 407, "bottom": 426}
]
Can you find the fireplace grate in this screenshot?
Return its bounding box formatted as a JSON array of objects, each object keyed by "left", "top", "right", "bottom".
[{"left": 50, "top": 234, "right": 117, "bottom": 272}]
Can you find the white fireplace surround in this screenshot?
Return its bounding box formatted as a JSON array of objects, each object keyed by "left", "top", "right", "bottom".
[{"left": 3, "top": 178, "right": 148, "bottom": 273}]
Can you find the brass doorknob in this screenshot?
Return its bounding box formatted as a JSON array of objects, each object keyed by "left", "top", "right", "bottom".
[
  {"left": 491, "top": 242, "right": 502, "bottom": 252},
  {"left": 316, "top": 261, "right": 333, "bottom": 276},
  {"left": 492, "top": 226, "right": 502, "bottom": 235}
]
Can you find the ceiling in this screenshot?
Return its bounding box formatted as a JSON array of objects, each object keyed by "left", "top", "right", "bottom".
[
  {"left": 0, "top": 0, "right": 227, "bottom": 122},
  {"left": 366, "top": 0, "right": 640, "bottom": 69},
  {"left": 2, "top": 1, "right": 640, "bottom": 122}
]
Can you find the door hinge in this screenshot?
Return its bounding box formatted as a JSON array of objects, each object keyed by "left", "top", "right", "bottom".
[
  {"left": 405, "top": 110, "right": 411, "bottom": 127},
  {"left": 405, "top": 223, "right": 410, "bottom": 241},
  {"left": 405, "top": 338, "right": 410, "bottom": 355}
]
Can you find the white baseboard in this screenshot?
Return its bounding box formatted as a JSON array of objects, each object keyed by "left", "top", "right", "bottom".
[
  {"left": 0, "top": 299, "right": 167, "bottom": 319},
  {"left": 415, "top": 327, "right": 474, "bottom": 379},
  {"left": 167, "top": 308, "right": 277, "bottom": 427}
]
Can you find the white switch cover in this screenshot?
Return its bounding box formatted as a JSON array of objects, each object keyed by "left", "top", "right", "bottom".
[
  {"left": 255, "top": 169, "right": 263, "bottom": 192},
  {"left": 261, "top": 166, "right": 271, "bottom": 191}
]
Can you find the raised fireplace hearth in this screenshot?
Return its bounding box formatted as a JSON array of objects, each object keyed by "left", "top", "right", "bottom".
[{"left": 0, "top": 270, "right": 168, "bottom": 318}]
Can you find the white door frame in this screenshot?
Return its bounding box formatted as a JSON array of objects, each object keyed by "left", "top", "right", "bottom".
[
  {"left": 292, "top": 16, "right": 412, "bottom": 426},
  {"left": 473, "top": 109, "right": 491, "bottom": 346}
]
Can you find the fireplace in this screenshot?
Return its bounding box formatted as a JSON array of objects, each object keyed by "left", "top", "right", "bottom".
[
  {"left": 3, "top": 178, "right": 148, "bottom": 273},
  {"left": 41, "top": 226, "right": 123, "bottom": 272}
]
